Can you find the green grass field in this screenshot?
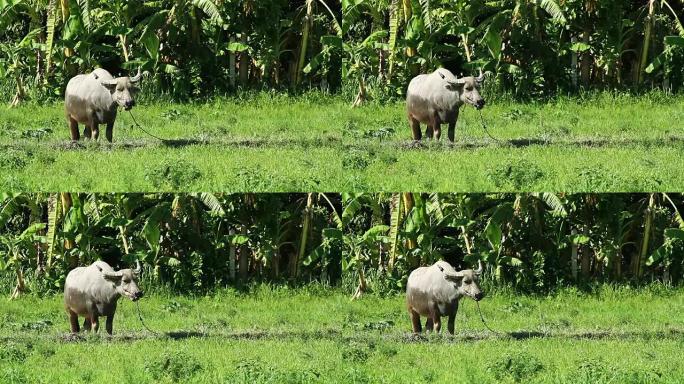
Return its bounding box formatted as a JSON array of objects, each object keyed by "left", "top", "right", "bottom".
[
  {"left": 2, "top": 93, "right": 684, "bottom": 191},
  {"left": 1, "top": 285, "right": 683, "bottom": 383}
]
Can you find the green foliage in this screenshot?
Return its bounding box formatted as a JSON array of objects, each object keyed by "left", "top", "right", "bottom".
[
  {"left": 344, "top": 193, "right": 684, "bottom": 294},
  {"left": 0, "top": 193, "right": 342, "bottom": 295},
  {"left": 0, "top": 0, "right": 342, "bottom": 103},
  {"left": 344, "top": 0, "right": 684, "bottom": 102}
]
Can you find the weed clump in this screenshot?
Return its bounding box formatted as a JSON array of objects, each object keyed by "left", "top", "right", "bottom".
[
  {"left": 486, "top": 157, "right": 544, "bottom": 189},
  {"left": 341, "top": 341, "right": 375, "bottom": 363},
  {"left": 0, "top": 149, "right": 29, "bottom": 170},
  {"left": 573, "top": 359, "right": 662, "bottom": 384},
  {"left": 144, "top": 349, "right": 203, "bottom": 382},
  {"left": 145, "top": 158, "right": 202, "bottom": 189},
  {"left": 0, "top": 342, "right": 30, "bottom": 363},
  {"left": 342, "top": 150, "right": 372, "bottom": 170},
  {"left": 486, "top": 350, "right": 544, "bottom": 382},
  {"left": 232, "top": 359, "right": 320, "bottom": 384}
]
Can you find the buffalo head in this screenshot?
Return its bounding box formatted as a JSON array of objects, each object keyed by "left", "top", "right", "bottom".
[
  {"left": 437, "top": 69, "right": 486, "bottom": 110},
  {"left": 101, "top": 260, "right": 144, "bottom": 301},
  {"left": 438, "top": 260, "right": 485, "bottom": 301},
  {"left": 99, "top": 68, "right": 142, "bottom": 111}
]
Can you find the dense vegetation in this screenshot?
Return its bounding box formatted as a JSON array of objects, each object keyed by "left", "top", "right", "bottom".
[
  {"left": 4, "top": 192, "right": 684, "bottom": 298},
  {"left": 0, "top": 0, "right": 342, "bottom": 104},
  {"left": 343, "top": 0, "right": 684, "bottom": 103},
  {"left": 0, "top": 193, "right": 343, "bottom": 297},
  {"left": 343, "top": 193, "right": 684, "bottom": 296},
  {"left": 1, "top": 286, "right": 684, "bottom": 383},
  {"left": 4, "top": 0, "right": 684, "bottom": 105}
]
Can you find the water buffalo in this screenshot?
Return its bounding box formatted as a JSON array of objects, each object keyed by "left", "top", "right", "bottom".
[
  {"left": 64, "top": 68, "right": 142, "bottom": 142},
  {"left": 64, "top": 260, "right": 144, "bottom": 335},
  {"left": 406, "top": 260, "right": 484, "bottom": 334},
  {"left": 406, "top": 68, "right": 485, "bottom": 141}
]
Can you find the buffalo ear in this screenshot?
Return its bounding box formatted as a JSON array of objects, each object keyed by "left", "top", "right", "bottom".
[
  {"left": 438, "top": 264, "right": 464, "bottom": 282},
  {"left": 102, "top": 271, "right": 123, "bottom": 282},
  {"left": 443, "top": 273, "right": 464, "bottom": 283},
  {"left": 100, "top": 80, "right": 117, "bottom": 91}
]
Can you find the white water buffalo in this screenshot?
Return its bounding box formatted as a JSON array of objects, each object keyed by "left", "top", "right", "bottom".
[
  {"left": 406, "top": 260, "right": 484, "bottom": 334},
  {"left": 64, "top": 68, "right": 142, "bottom": 142},
  {"left": 406, "top": 68, "right": 485, "bottom": 141},
  {"left": 64, "top": 260, "right": 144, "bottom": 335}
]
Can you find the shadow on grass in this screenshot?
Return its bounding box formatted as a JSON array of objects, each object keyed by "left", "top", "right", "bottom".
[
  {"left": 37, "top": 327, "right": 684, "bottom": 344},
  {"left": 37, "top": 136, "right": 344, "bottom": 151},
  {"left": 396, "top": 135, "right": 684, "bottom": 150},
  {"left": 4, "top": 134, "right": 684, "bottom": 154}
]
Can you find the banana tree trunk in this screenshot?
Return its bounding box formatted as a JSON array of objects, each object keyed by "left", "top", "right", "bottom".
[
  {"left": 580, "top": 27, "right": 591, "bottom": 87},
  {"left": 352, "top": 77, "right": 367, "bottom": 107},
  {"left": 387, "top": 193, "right": 403, "bottom": 272},
  {"left": 571, "top": 228, "right": 578, "bottom": 280},
  {"left": 229, "top": 227, "right": 236, "bottom": 281},
  {"left": 119, "top": 35, "right": 130, "bottom": 62},
  {"left": 10, "top": 266, "right": 26, "bottom": 300},
  {"left": 293, "top": 193, "right": 314, "bottom": 281},
  {"left": 636, "top": 194, "right": 655, "bottom": 278},
  {"left": 60, "top": 193, "right": 76, "bottom": 267},
  {"left": 402, "top": 193, "right": 416, "bottom": 251},
  {"left": 229, "top": 36, "right": 236, "bottom": 88},
  {"left": 239, "top": 226, "right": 248, "bottom": 282},
  {"left": 638, "top": 0, "right": 656, "bottom": 85},
  {"left": 10, "top": 70, "right": 26, "bottom": 107},
  {"left": 571, "top": 36, "right": 578, "bottom": 88},
  {"left": 352, "top": 267, "right": 367, "bottom": 300},
  {"left": 239, "top": 33, "right": 249, "bottom": 86},
  {"left": 295, "top": 0, "right": 314, "bottom": 86}
]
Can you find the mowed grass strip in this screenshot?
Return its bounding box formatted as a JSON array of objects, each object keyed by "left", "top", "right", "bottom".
[
  {"left": 1, "top": 93, "right": 683, "bottom": 191},
  {"left": 1, "top": 286, "right": 684, "bottom": 383}
]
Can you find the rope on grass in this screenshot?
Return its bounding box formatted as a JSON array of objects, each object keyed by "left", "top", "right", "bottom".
[
  {"left": 135, "top": 300, "right": 160, "bottom": 336},
  {"left": 477, "top": 109, "right": 502, "bottom": 143},
  {"left": 476, "top": 300, "right": 501, "bottom": 335},
  {"left": 128, "top": 110, "right": 168, "bottom": 142}
]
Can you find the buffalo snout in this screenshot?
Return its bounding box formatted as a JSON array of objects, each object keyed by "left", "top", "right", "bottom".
[
  {"left": 124, "top": 100, "right": 135, "bottom": 110},
  {"left": 132, "top": 291, "right": 144, "bottom": 301},
  {"left": 475, "top": 99, "right": 486, "bottom": 110},
  {"left": 474, "top": 292, "right": 485, "bottom": 301}
]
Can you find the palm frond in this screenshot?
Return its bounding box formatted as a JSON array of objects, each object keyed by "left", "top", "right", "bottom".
[
  {"left": 193, "top": 193, "right": 225, "bottom": 216},
  {"left": 192, "top": 0, "right": 223, "bottom": 24},
  {"left": 537, "top": 0, "right": 566, "bottom": 24}
]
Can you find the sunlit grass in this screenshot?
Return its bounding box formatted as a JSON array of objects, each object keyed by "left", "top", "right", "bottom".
[
  {"left": 1, "top": 285, "right": 683, "bottom": 383},
  {"left": 1, "top": 93, "right": 683, "bottom": 191}
]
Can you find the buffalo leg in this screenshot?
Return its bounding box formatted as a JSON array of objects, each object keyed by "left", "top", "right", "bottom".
[
  {"left": 425, "top": 125, "right": 434, "bottom": 139},
  {"left": 409, "top": 116, "right": 421, "bottom": 141},
  {"left": 91, "top": 124, "right": 100, "bottom": 141},
  {"left": 83, "top": 318, "right": 91, "bottom": 332},
  {"left": 410, "top": 309, "right": 422, "bottom": 333},
  {"left": 433, "top": 315, "right": 442, "bottom": 333},
  {"left": 433, "top": 123, "right": 442, "bottom": 140},
  {"left": 447, "top": 301, "right": 458, "bottom": 334},
  {"left": 83, "top": 126, "right": 91, "bottom": 139},
  {"left": 105, "top": 314, "right": 114, "bottom": 335},
  {"left": 105, "top": 122, "right": 114, "bottom": 143},
  {"left": 91, "top": 315, "right": 99, "bottom": 333},
  {"left": 68, "top": 118, "right": 80, "bottom": 141},
  {"left": 425, "top": 318, "right": 433, "bottom": 332},
  {"left": 447, "top": 314, "right": 456, "bottom": 335},
  {"left": 447, "top": 122, "right": 456, "bottom": 142},
  {"left": 68, "top": 310, "right": 80, "bottom": 333}
]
